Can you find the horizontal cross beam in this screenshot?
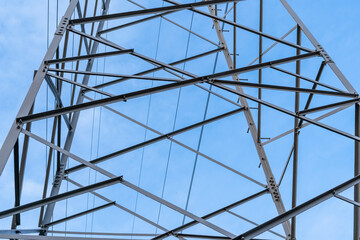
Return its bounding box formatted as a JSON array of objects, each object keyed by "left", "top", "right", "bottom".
[
  {"left": 298, "top": 98, "right": 359, "bottom": 115},
  {"left": 43, "top": 202, "right": 115, "bottom": 227},
  {"left": 45, "top": 49, "right": 133, "bottom": 64},
  {"left": 17, "top": 52, "right": 319, "bottom": 124},
  {"left": 214, "top": 79, "right": 357, "bottom": 97},
  {"left": 0, "top": 176, "right": 122, "bottom": 219},
  {"left": 70, "top": 0, "right": 241, "bottom": 25}
]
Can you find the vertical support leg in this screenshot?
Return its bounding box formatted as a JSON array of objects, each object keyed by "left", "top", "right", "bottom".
[
  {"left": 233, "top": 2, "right": 237, "bottom": 69},
  {"left": 257, "top": 0, "right": 263, "bottom": 143},
  {"left": 11, "top": 71, "right": 36, "bottom": 229},
  {"left": 291, "top": 25, "right": 301, "bottom": 240},
  {"left": 354, "top": 103, "right": 360, "bottom": 240},
  {"left": 13, "top": 139, "right": 20, "bottom": 227}
]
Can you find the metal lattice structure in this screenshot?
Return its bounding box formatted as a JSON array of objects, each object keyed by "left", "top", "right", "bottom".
[{"left": 0, "top": 0, "right": 359, "bottom": 239}]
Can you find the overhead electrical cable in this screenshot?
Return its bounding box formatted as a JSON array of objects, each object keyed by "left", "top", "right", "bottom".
[
  {"left": 181, "top": 2, "right": 230, "bottom": 226},
  {"left": 130, "top": 1, "right": 165, "bottom": 235}
]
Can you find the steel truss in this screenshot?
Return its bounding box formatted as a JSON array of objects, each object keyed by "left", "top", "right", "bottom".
[{"left": 0, "top": 0, "right": 358, "bottom": 240}]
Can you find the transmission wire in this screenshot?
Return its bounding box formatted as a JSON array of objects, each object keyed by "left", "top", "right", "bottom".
[
  {"left": 181, "top": 3, "right": 230, "bottom": 226},
  {"left": 155, "top": 1, "right": 197, "bottom": 232},
  {"left": 130, "top": 1, "right": 165, "bottom": 235},
  {"left": 89, "top": 19, "right": 108, "bottom": 237},
  {"left": 85, "top": 50, "right": 100, "bottom": 236}
]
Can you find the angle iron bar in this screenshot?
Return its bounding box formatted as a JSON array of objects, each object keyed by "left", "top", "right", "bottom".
[
  {"left": 262, "top": 104, "right": 352, "bottom": 146},
  {"left": 225, "top": 209, "right": 286, "bottom": 239},
  {"left": 291, "top": 25, "right": 300, "bottom": 238},
  {"left": 76, "top": 2, "right": 90, "bottom": 54},
  {"left": 47, "top": 68, "right": 181, "bottom": 82},
  {"left": 11, "top": 103, "right": 34, "bottom": 227},
  {"left": 160, "top": 14, "right": 220, "bottom": 47},
  {"left": 271, "top": 66, "right": 346, "bottom": 93},
  {"left": 47, "top": 230, "right": 158, "bottom": 237},
  {"left": 298, "top": 98, "right": 359, "bottom": 115},
  {"left": 297, "top": 61, "right": 327, "bottom": 127},
  {"left": 278, "top": 146, "right": 294, "bottom": 187},
  {"left": 175, "top": 233, "right": 229, "bottom": 239},
  {"left": 45, "top": 49, "right": 133, "bottom": 65},
  {"left": 235, "top": 173, "right": 360, "bottom": 240},
  {"left": 355, "top": 103, "right": 360, "bottom": 239},
  {"left": 0, "top": 234, "right": 141, "bottom": 240},
  {"left": 152, "top": 189, "right": 268, "bottom": 240},
  {"left": 163, "top": 0, "right": 313, "bottom": 53},
  {"left": 21, "top": 129, "right": 116, "bottom": 178},
  {"left": 0, "top": 229, "right": 43, "bottom": 235},
  {"left": 47, "top": 73, "right": 113, "bottom": 97},
  {"left": 18, "top": 52, "right": 319, "bottom": 124},
  {"left": 13, "top": 139, "right": 20, "bottom": 226},
  {"left": 65, "top": 177, "right": 169, "bottom": 232},
  {"left": 44, "top": 76, "right": 72, "bottom": 129},
  {"left": 213, "top": 79, "right": 356, "bottom": 97},
  {"left": 0, "top": 176, "right": 122, "bottom": 219},
  {"left": 99, "top": 10, "right": 178, "bottom": 34},
  {"left": 68, "top": 27, "right": 124, "bottom": 51},
  {"left": 70, "top": 0, "right": 242, "bottom": 25},
  {"left": 99, "top": 37, "right": 200, "bottom": 78},
  {"left": 17, "top": 76, "right": 204, "bottom": 124},
  {"left": 18, "top": 101, "right": 34, "bottom": 192},
  {"left": 209, "top": 51, "right": 320, "bottom": 79},
  {"left": 248, "top": 25, "right": 297, "bottom": 66},
  {"left": 334, "top": 194, "right": 360, "bottom": 208},
  {"left": 222, "top": 3, "right": 234, "bottom": 19},
  {"left": 43, "top": 202, "right": 115, "bottom": 227}
]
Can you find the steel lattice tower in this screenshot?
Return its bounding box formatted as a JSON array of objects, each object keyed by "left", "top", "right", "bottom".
[{"left": 0, "top": 0, "right": 359, "bottom": 239}]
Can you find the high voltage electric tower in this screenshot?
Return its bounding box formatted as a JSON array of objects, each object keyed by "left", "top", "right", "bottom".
[{"left": 0, "top": 0, "right": 359, "bottom": 239}]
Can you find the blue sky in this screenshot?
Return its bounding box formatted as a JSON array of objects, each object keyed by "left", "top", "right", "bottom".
[{"left": 0, "top": 0, "right": 360, "bottom": 239}]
